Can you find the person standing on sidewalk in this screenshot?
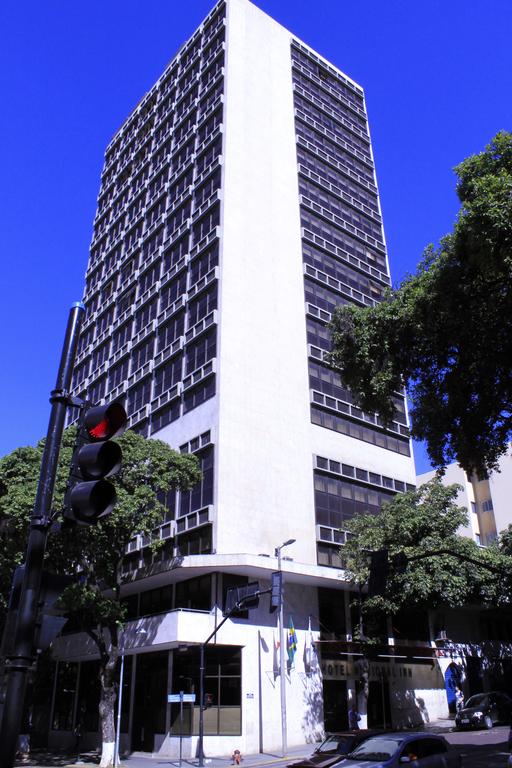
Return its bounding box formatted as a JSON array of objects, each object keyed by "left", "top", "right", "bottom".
[{"left": 348, "top": 705, "right": 361, "bottom": 730}]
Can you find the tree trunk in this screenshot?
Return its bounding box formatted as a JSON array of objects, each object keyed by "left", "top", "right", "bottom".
[{"left": 99, "top": 654, "right": 118, "bottom": 768}]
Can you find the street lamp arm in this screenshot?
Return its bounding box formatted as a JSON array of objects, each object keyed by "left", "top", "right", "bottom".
[{"left": 198, "top": 589, "right": 269, "bottom": 767}]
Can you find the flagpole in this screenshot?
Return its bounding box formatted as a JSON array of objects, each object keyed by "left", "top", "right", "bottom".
[{"left": 274, "top": 538, "right": 295, "bottom": 759}]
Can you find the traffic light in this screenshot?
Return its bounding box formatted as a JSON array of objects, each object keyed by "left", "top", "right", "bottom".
[
  {"left": 224, "top": 582, "right": 260, "bottom": 616},
  {"left": 269, "top": 571, "right": 282, "bottom": 613},
  {"left": 1, "top": 566, "right": 75, "bottom": 657},
  {"left": 64, "top": 401, "right": 127, "bottom": 525},
  {"left": 391, "top": 551, "right": 408, "bottom": 575},
  {"left": 368, "top": 548, "right": 389, "bottom": 597}
]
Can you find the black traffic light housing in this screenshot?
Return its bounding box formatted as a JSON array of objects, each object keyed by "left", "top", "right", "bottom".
[
  {"left": 1, "top": 566, "right": 75, "bottom": 657},
  {"left": 224, "top": 582, "right": 260, "bottom": 616},
  {"left": 64, "top": 401, "right": 127, "bottom": 525},
  {"left": 269, "top": 571, "right": 282, "bottom": 613},
  {"left": 368, "top": 548, "right": 389, "bottom": 597}
]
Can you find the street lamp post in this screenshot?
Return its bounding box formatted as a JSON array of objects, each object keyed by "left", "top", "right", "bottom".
[
  {"left": 274, "top": 538, "right": 296, "bottom": 759},
  {"left": 114, "top": 652, "right": 125, "bottom": 768},
  {"left": 114, "top": 628, "right": 146, "bottom": 768}
]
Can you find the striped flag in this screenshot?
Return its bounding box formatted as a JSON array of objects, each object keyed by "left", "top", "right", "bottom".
[
  {"left": 287, "top": 616, "right": 297, "bottom": 664},
  {"left": 304, "top": 615, "right": 317, "bottom": 673}
]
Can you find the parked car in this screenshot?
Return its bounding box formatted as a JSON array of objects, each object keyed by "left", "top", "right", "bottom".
[
  {"left": 288, "top": 731, "right": 383, "bottom": 768},
  {"left": 454, "top": 690, "right": 512, "bottom": 730},
  {"left": 336, "top": 732, "right": 461, "bottom": 768}
]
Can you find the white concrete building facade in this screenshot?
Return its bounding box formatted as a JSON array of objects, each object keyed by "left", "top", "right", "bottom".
[
  {"left": 43, "top": 0, "right": 450, "bottom": 756},
  {"left": 417, "top": 446, "right": 512, "bottom": 546}
]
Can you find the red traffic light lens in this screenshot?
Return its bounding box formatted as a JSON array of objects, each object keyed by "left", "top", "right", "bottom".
[
  {"left": 89, "top": 418, "right": 110, "bottom": 440},
  {"left": 84, "top": 402, "right": 127, "bottom": 441}
]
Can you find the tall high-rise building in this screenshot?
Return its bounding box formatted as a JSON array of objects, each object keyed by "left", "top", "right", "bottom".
[{"left": 52, "top": 0, "right": 423, "bottom": 755}]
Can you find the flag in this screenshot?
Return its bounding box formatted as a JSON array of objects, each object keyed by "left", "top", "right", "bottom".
[
  {"left": 273, "top": 632, "right": 280, "bottom": 679},
  {"left": 304, "top": 615, "right": 317, "bottom": 674},
  {"left": 287, "top": 616, "right": 297, "bottom": 664}
]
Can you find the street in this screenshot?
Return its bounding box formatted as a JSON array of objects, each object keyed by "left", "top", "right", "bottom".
[{"left": 442, "top": 725, "right": 510, "bottom": 767}]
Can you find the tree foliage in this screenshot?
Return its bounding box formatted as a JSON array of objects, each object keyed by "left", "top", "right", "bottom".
[
  {"left": 0, "top": 427, "right": 201, "bottom": 764},
  {"left": 328, "top": 131, "right": 512, "bottom": 475},
  {"left": 343, "top": 478, "right": 509, "bottom": 618}
]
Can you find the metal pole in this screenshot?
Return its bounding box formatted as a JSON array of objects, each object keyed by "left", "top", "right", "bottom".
[
  {"left": 196, "top": 601, "right": 253, "bottom": 767},
  {"left": 0, "top": 302, "right": 85, "bottom": 768},
  {"left": 179, "top": 691, "right": 184, "bottom": 768},
  {"left": 114, "top": 652, "right": 125, "bottom": 768},
  {"left": 198, "top": 643, "right": 205, "bottom": 767},
  {"left": 278, "top": 546, "right": 287, "bottom": 759}
]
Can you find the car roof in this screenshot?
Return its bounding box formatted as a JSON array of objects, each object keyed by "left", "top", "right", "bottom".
[{"left": 362, "top": 732, "right": 445, "bottom": 742}]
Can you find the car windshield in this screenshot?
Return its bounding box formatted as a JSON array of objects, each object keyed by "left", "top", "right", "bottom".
[
  {"left": 347, "top": 737, "right": 401, "bottom": 761},
  {"left": 317, "top": 737, "right": 350, "bottom": 753},
  {"left": 465, "top": 694, "right": 488, "bottom": 708}
]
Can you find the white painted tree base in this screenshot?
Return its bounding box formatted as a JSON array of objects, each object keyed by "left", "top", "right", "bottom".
[{"left": 100, "top": 741, "right": 115, "bottom": 768}]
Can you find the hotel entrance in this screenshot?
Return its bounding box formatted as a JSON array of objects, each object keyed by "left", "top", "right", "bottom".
[{"left": 322, "top": 679, "right": 348, "bottom": 732}]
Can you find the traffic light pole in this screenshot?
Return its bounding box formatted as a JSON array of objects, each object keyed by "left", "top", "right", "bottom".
[
  {"left": 197, "top": 590, "right": 269, "bottom": 767},
  {"left": 0, "top": 303, "right": 85, "bottom": 767}
]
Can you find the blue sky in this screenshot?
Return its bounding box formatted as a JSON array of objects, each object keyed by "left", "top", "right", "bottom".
[{"left": 1, "top": 0, "right": 510, "bottom": 473}]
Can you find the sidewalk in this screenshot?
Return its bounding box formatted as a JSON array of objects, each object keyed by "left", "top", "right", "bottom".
[
  {"left": 15, "top": 743, "right": 313, "bottom": 768},
  {"left": 16, "top": 721, "right": 455, "bottom": 768}
]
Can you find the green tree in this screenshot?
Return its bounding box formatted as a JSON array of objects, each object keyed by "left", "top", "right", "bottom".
[
  {"left": 328, "top": 131, "right": 512, "bottom": 475},
  {"left": 343, "top": 478, "right": 508, "bottom": 620},
  {"left": 0, "top": 428, "right": 201, "bottom": 766}
]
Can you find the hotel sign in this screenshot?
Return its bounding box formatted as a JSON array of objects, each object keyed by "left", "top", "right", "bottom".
[{"left": 321, "top": 660, "right": 414, "bottom": 681}]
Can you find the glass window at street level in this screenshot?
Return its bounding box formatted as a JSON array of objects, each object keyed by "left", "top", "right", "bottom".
[
  {"left": 76, "top": 660, "right": 101, "bottom": 733},
  {"left": 52, "top": 662, "right": 78, "bottom": 730},
  {"left": 169, "top": 644, "right": 241, "bottom": 737}
]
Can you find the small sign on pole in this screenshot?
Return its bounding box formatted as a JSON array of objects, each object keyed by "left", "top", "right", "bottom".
[{"left": 168, "top": 692, "right": 196, "bottom": 703}]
